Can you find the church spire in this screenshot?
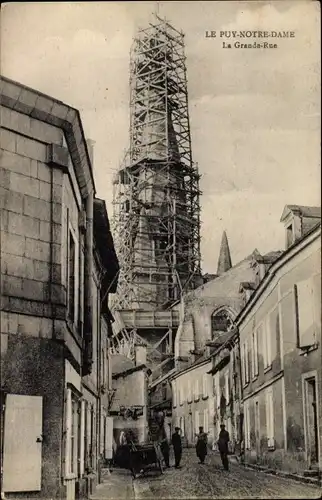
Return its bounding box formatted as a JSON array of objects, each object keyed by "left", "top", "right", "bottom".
[{"left": 217, "top": 231, "right": 232, "bottom": 275}]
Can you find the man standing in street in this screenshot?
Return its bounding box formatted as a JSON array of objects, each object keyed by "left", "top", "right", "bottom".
[
  {"left": 217, "top": 424, "right": 230, "bottom": 471},
  {"left": 171, "top": 426, "right": 182, "bottom": 468}
]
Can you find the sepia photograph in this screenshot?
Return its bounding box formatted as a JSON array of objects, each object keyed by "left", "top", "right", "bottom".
[{"left": 0, "top": 1, "right": 321, "bottom": 499}]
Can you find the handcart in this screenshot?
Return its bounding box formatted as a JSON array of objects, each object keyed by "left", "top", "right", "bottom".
[{"left": 129, "top": 441, "right": 164, "bottom": 479}]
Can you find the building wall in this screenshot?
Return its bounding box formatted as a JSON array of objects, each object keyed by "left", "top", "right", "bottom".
[
  {"left": 211, "top": 341, "right": 243, "bottom": 454},
  {"left": 0, "top": 106, "right": 68, "bottom": 498},
  {"left": 0, "top": 92, "right": 108, "bottom": 499},
  {"left": 177, "top": 256, "right": 258, "bottom": 357},
  {"left": 112, "top": 370, "right": 148, "bottom": 444},
  {"left": 172, "top": 361, "right": 213, "bottom": 447},
  {"left": 239, "top": 234, "right": 321, "bottom": 474}
]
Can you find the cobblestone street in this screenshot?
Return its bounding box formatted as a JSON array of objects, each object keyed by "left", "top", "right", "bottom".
[{"left": 134, "top": 449, "right": 322, "bottom": 499}]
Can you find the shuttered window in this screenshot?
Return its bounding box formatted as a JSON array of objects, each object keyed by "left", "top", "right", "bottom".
[
  {"left": 194, "top": 379, "right": 200, "bottom": 401},
  {"left": 172, "top": 381, "right": 177, "bottom": 407},
  {"left": 251, "top": 328, "right": 259, "bottom": 378},
  {"left": 195, "top": 411, "right": 200, "bottom": 433},
  {"left": 202, "top": 374, "right": 208, "bottom": 398},
  {"left": 244, "top": 401, "right": 251, "bottom": 450},
  {"left": 263, "top": 315, "right": 273, "bottom": 369},
  {"left": 265, "top": 388, "right": 274, "bottom": 448},
  {"left": 295, "top": 279, "right": 316, "bottom": 347},
  {"left": 203, "top": 409, "right": 209, "bottom": 433},
  {"left": 187, "top": 379, "right": 192, "bottom": 403}
]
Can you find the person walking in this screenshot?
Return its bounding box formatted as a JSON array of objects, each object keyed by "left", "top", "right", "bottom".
[
  {"left": 171, "top": 427, "right": 182, "bottom": 468},
  {"left": 217, "top": 424, "right": 230, "bottom": 471},
  {"left": 195, "top": 426, "right": 208, "bottom": 464}
]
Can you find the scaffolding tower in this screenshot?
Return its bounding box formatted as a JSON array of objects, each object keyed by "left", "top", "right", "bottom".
[{"left": 111, "top": 15, "right": 201, "bottom": 376}]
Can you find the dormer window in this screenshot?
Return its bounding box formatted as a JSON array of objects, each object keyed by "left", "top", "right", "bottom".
[
  {"left": 280, "top": 205, "right": 321, "bottom": 250},
  {"left": 286, "top": 223, "right": 294, "bottom": 248}
]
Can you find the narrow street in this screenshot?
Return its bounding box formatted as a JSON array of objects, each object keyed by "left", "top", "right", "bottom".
[{"left": 133, "top": 449, "right": 322, "bottom": 499}]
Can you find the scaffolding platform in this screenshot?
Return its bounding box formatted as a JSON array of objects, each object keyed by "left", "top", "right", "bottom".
[{"left": 115, "top": 309, "right": 180, "bottom": 330}]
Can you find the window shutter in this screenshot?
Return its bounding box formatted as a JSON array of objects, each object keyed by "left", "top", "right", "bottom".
[
  {"left": 204, "top": 409, "right": 209, "bottom": 433},
  {"left": 180, "top": 416, "right": 185, "bottom": 436},
  {"left": 265, "top": 388, "right": 274, "bottom": 447},
  {"left": 105, "top": 416, "right": 113, "bottom": 460},
  {"left": 187, "top": 379, "right": 192, "bottom": 402},
  {"left": 195, "top": 411, "right": 200, "bottom": 434},
  {"left": 245, "top": 341, "right": 249, "bottom": 382},
  {"left": 295, "top": 279, "right": 315, "bottom": 347},
  {"left": 203, "top": 374, "right": 208, "bottom": 398},
  {"left": 254, "top": 329, "right": 258, "bottom": 376},
  {"left": 194, "top": 379, "right": 199, "bottom": 401},
  {"left": 172, "top": 381, "right": 177, "bottom": 407},
  {"left": 225, "top": 372, "right": 229, "bottom": 401},
  {"left": 79, "top": 399, "right": 85, "bottom": 477},
  {"left": 64, "top": 388, "right": 72, "bottom": 477},
  {"left": 100, "top": 412, "right": 105, "bottom": 455}
]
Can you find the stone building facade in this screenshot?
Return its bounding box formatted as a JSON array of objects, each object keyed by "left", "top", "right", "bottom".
[
  {"left": 237, "top": 205, "right": 321, "bottom": 476},
  {"left": 0, "top": 77, "right": 119, "bottom": 500}
]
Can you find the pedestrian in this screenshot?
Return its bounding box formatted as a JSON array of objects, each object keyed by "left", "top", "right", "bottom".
[
  {"left": 217, "top": 424, "right": 230, "bottom": 471},
  {"left": 160, "top": 437, "right": 170, "bottom": 467},
  {"left": 171, "top": 426, "right": 182, "bottom": 468},
  {"left": 195, "top": 426, "right": 208, "bottom": 464}
]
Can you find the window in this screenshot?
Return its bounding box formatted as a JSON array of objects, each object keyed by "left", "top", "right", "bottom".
[
  {"left": 180, "top": 416, "right": 185, "bottom": 436},
  {"left": 244, "top": 401, "right": 250, "bottom": 450},
  {"left": 187, "top": 379, "right": 192, "bottom": 403},
  {"left": 265, "top": 388, "right": 274, "bottom": 448},
  {"left": 202, "top": 374, "right": 208, "bottom": 398},
  {"left": 89, "top": 404, "right": 96, "bottom": 468},
  {"left": 263, "top": 317, "right": 272, "bottom": 369},
  {"left": 172, "top": 381, "right": 177, "bottom": 407},
  {"left": 78, "top": 236, "right": 85, "bottom": 332},
  {"left": 295, "top": 279, "right": 316, "bottom": 348},
  {"left": 211, "top": 309, "right": 234, "bottom": 337},
  {"left": 194, "top": 379, "right": 200, "bottom": 401},
  {"left": 225, "top": 371, "right": 229, "bottom": 402},
  {"left": 242, "top": 341, "right": 249, "bottom": 385},
  {"left": 214, "top": 372, "right": 220, "bottom": 409},
  {"left": 195, "top": 410, "right": 200, "bottom": 433},
  {"left": 64, "top": 389, "right": 80, "bottom": 477},
  {"left": 203, "top": 409, "right": 209, "bottom": 433},
  {"left": 68, "top": 231, "right": 76, "bottom": 321},
  {"left": 179, "top": 383, "right": 184, "bottom": 406},
  {"left": 251, "top": 328, "right": 259, "bottom": 378}
]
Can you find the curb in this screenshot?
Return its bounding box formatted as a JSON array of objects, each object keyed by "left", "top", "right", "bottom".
[{"left": 240, "top": 462, "right": 322, "bottom": 487}]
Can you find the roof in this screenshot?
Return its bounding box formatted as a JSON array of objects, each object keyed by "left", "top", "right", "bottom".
[
  {"left": 235, "top": 222, "right": 321, "bottom": 326},
  {"left": 170, "top": 353, "right": 213, "bottom": 381},
  {"left": 253, "top": 250, "right": 283, "bottom": 265},
  {"left": 0, "top": 76, "right": 95, "bottom": 197},
  {"left": 93, "top": 198, "right": 119, "bottom": 294},
  {"left": 280, "top": 205, "right": 321, "bottom": 222},
  {"left": 111, "top": 354, "right": 134, "bottom": 376}
]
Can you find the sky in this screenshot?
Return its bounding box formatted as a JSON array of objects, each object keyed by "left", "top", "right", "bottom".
[{"left": 1, "top": 1, "right": 321, "bottom": 274}]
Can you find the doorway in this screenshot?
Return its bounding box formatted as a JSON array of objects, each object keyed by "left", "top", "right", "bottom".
[{"left": 303, "top": 376, "right": 319, "bottom": 467}]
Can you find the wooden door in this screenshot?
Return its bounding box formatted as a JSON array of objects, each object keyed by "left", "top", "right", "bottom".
[{"left": 3, "top": 395, "right": 43, "bottom": 492}]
